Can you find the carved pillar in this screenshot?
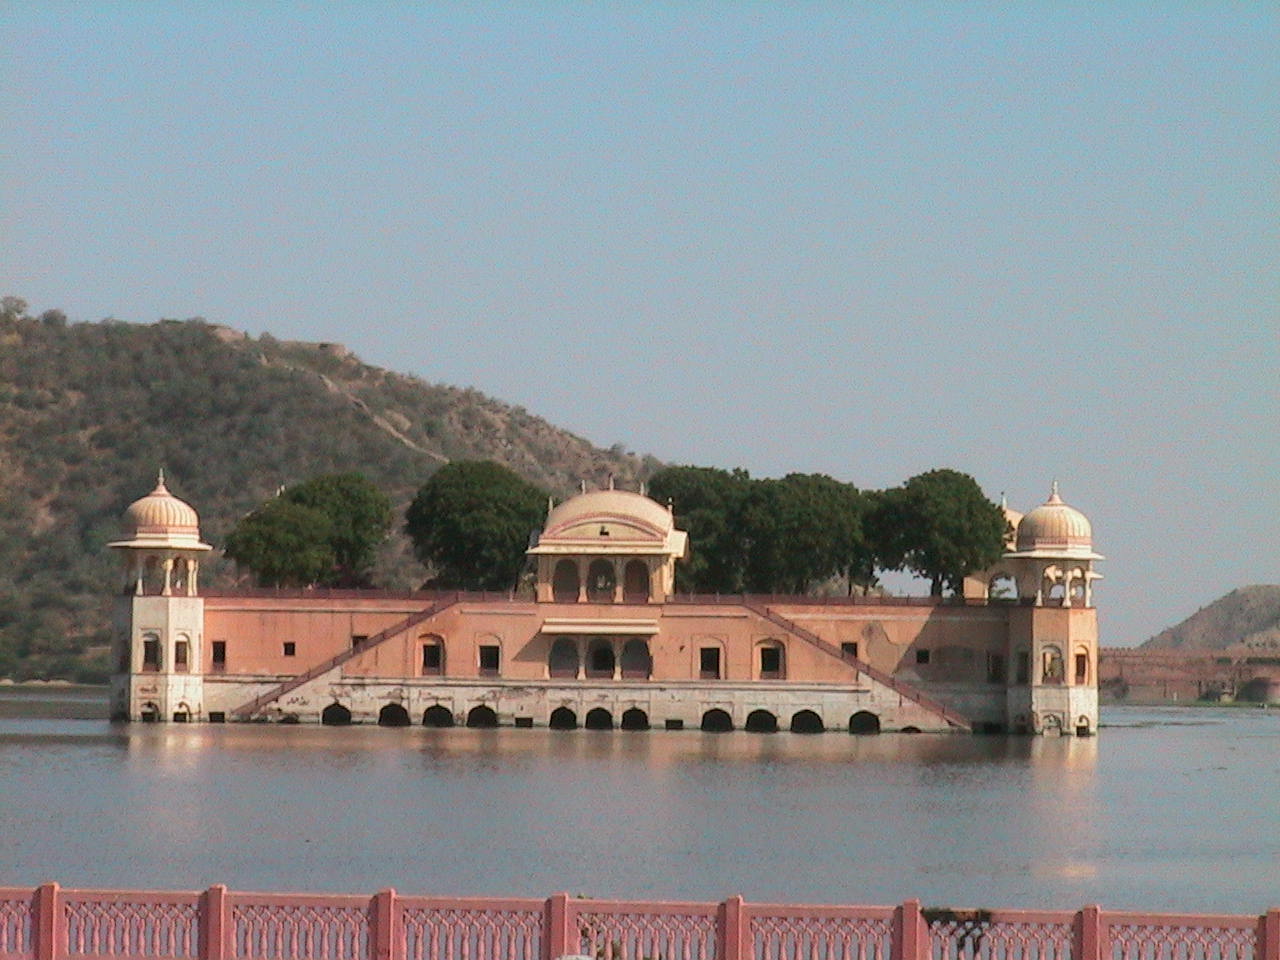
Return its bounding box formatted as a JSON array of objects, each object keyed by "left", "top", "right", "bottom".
[{"left": 161, "top": 557, "right": 174, "bottom": 596}]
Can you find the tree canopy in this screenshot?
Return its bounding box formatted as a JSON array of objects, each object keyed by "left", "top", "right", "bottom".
[
  {"left": 404, "top": 461, "right": 547, "bottom": 591},
  {"left": 224, "top": 472, "right": 392, "bottom": 587},
  {"left": 871, "top": 469, "right": 1006, "bottom": 595}
]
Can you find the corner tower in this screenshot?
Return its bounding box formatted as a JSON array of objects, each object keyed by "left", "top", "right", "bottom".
[
  {"left": 1004, "top": 484, "right": 1104, "bottom": 735},
  {"left": 108, "top": 472, "right": 212, "bottom": 722}
]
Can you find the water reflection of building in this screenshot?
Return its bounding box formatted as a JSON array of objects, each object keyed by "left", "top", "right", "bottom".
[{"left": 109, "top": 477, "right": 1101, "bottom": 736}]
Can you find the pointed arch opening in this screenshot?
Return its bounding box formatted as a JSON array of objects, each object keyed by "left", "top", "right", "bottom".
[
  {"left": 466, "top": 705, "right": 498, "bottom": 728},
  {"left": 587, "top": 560, "right": 616, "bottom": 602},
  {"left": 790, "top": 710, "right": 824, "bottom": 734},
  {"left": 585, "top": 707, "right": 613, "bottom": 730},
  {"left": 620, "top": 707, "right": 650, "bottom": 731},
  {"left": 623, "top": 561, "right": 650, "bottom": 603},
  {"left": 553, "top": 561, "right": 579, "bottom": 603},
  {"left": 586, "top": 638, "right": 615, "bottom": 678},
  {"left": 549, "top": 637, "right": 579, "bottom": 678},
  {"left": 549, "top": 706, "right": 578, "bottom": 730},
  {"left": 321, "top": 703, "right": 352, "bottom": 726},
  {"left": 423, "top": 705, "right": 455, "bottom": 727},
  {"left": 849, "top": 711, "right": 881, "bottom": 735},
  {"left": 700, "top": 708, "right": 733, "bottom": 732},
  {"left": 620, "top": 638, "right": 651, "bottom": 679},
  {"left": 378, "top": 703, "right": 411, "bottom": 727}
]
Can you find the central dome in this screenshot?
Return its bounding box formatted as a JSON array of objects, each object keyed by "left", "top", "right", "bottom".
[{"left": 542, "top": 489, "right": 675, "bottom": 540}]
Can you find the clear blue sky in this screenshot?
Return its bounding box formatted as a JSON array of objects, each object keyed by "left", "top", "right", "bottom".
[{"left": 3, "top": 3, "right": 1276, "bottom": 646}]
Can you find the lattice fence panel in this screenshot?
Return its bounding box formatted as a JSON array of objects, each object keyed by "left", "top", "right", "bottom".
[
  {"left": 576, "top": 909, "right": 719, "bottom": 960},
  {"left": 63, "top": 895, "right": 200, "bottom": 959},
  {"left": 0, "top": 894, "right": 32, "bottom": 960},
  {"left": 232, "top": 902, "right": 370, "bottom": 960},
  {"left": 751, "top": 911, "right": 893, "bottom": 960},
  {"left": 1107, "top": 921, "right": 1257, "bottom": 960},
  {"left": 928, "top": 917, "right": 1073, "bottom": 960},
  {"left": 400, "top": 906, "right": 543, "bottom": 960}
]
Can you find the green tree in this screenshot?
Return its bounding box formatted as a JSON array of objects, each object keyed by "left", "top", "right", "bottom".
[
  {"left": 224, "top": 472, "right": 392, "bottom": 587},
  {"left": 279, "top": 472, "right": 393, "bottom": 585},
  {"left": 223, "top": 499, "right": 337, "bottom": 587},
  {"left": 647, "top": 466, "right": 751, "bottom": 593},
  {"left": 404, "top": 461, "right": 547, "bottom": 590},
  {"left": 876, "top": 469, "right": 1006, "bottom": 596}
]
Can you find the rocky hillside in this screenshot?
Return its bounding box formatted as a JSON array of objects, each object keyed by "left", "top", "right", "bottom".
[
  {"left": 1141, "top": 585, "right": 1280, "bottom": 652},
  {"left": 0, "top": 301, "right": 657, "bottom": 679}
]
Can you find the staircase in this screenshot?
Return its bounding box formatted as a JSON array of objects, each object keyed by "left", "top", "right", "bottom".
[
  {"left": 230, "top": 593, "right": 461, "bottom": 719},
  {"left": 742, "top": 601, "right": 972, "bottom": 732}
]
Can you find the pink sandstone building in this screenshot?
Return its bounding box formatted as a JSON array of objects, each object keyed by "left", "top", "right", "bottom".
[{"left": 108, "top": 477, "right": 1102, "bottom": 735}]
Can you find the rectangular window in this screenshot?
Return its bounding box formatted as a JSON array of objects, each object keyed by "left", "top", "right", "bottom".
[
  {"left": 283, "top": 642, "right": 296, "bottom": 657},
  {"left": 987, "top": 653, "right": 1006, "bottom": 684},
  {"left": 760, "top": 646, "right": 782, "bottom": 679},
  {"left": 841, "top": 642, "right": 859, "bottom": 660},
  {"left": 422, "top": 643, "right": 442, "bottom": 675},
  {"left": 142, "top": 638, "right": 160, "bottom": 673},
  {"left": 352, "top": 634, "right": 368, "bottom": 648},
  {"left": 212, "top": 641, "right": 226, "bottom": 673},
  {"left": 174, "top": 641, "right": 189, "bottom": 673},
  {"left": 208, "top": 711, "right": 226, "bottom": 723},
  {"left": 699, "top": 647, "right": 721, "bottom": 679},
  {"left": 915, "top": 649, "right": 931, "bottom": 665},
  {"left": 1075, "top": 653, "right": 1088, "bottom": 684},
  {"left": 479, "top": 645, "right": 500, "bottom": 677},
  {"left": 1016, "top": 652, "right": 1029, "bottom": 685}
]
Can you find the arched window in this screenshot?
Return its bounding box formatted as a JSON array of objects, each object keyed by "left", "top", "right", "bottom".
[
  {"left": 552, "top": 561, "right": 579, "bottom": 603},
  {"left": 548, "top": 638, "right": 579, "bottom": 678},
  {"left": 587, "top": 560, "right": 615, "bottom": 602},
  {"left": 1042, "top": 646, "right": 1065, "bottom": 684},
  {"left": 619, "top": 639, "right": 651, "bottom": 679},
  {"left": 421, "top": 634, "right": 445, "bottom": 676},
  {"left": 745, "top": 710, "right": 778, "bottom": 733},
  {"left": 988, "top": 573, "right": 1017, "bottom": 602},
  {"left": 586, "top": 638, "right": 615, "bottom": 678},
  {"left": 584, "top": 707, "right": 613, "bottom": 730},
  {"left": 173, "top": 635, "right": 190, "bottom": 674},
  {"left": 623, "top": 561, "right": 650, "bottom": 603},
  {"left": 757, "top": 641, "right": 785, "bottom": 680},
  {"left": 1074, "top": 647, "right": 1090, "bottom": 685},
  {"left": 700, "top": 708, "right": 733, "bottom": 732},
  {"left": 422, "top": 705, "right": 455, "bottom": 727},
  {"left": 466, "top": 705, "right": 499, "bottom": 728},
  {"left": 141, "top": 633, "right": 161, "bottom": 672}
]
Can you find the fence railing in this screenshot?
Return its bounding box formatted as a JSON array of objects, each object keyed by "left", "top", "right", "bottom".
[{"left": 1, "top": 887, "right": 1276, "bottom": 960}]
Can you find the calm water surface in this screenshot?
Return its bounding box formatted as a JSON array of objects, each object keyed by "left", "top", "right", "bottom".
[{"left": 1, "top": 689, "right": 1277, "bottom": 912}]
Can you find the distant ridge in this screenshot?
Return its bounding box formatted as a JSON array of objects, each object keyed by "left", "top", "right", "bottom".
[
  {"left": 1140, "top": 585, "right": 1280, "bottom": 652},
  {"left": 0, "top": 304, "right": 657, "bottom": 679}
]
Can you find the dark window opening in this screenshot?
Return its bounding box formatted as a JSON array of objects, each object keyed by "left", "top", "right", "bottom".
[
  {"left": 422, "top": 705, "right": 455, "bottom": 728},
  {"left": 479, "top": 645, "right": 500, "bottom": 676},
  {"left": 174, "top": 641, "right": 189, "bottom": 673},
  {"left": 664, "top": 718, "right": 684, "bottom": 731},
  {"left": 422, "top": 643, "right": 442, "bottom": 675},
  {"left": 699, "top": 647, "right": 721, "bottom": 680},
  {"left": 142, "top": 638, "right": 160, "bottom": 673},
  {"left": 915, "top": 649, "right": 930, "bottom": 665},
  {"left": 466, "top": 705, "right": 499, "bottom": 728},
  {"left": 849, "top": 711, "right": 881, "bottom": 735},
  {"left": 701, "top": 708, "right": 734, "bottom": 732},
  {"left": 841, "top": 642, "right": 859, "bottom": 660},
  {"left": 515, "top": 716, "right": 534, "bottom": 728},
  {"left": 549, "top": 706, "right": 578, "bottom": 730},
  {"left": 987, "top": 653, "right": 1006, "bottom": 683},
  {"left": 548, "top": 638, "right": 578, "bottom": 678},
  {"left": 282, "top": 642, "right": 296, "bottom": 657},
  {"left": 171, "top": 711, "right": 189, "bottom": 723},
  {"left": 584, "top": 707, "right": 613, "bottom": 730},
  {"left": 745, "top": 710, "right": 778, "bottom": 733},
  {"left": 1075, "top": 653, "right": 1088, "bottom": 684},
  {"left": 378, "top": 703, "right": 411, "bottom": 727},
  {"left": 211, "top": 641, "right": 226, "bottom": 673},
  {"left": 208, "top": 711, "right": 226, "bottom": 723},
  {"left": 620, "top": 707, "right": 650, "bottom": 731},
  {"left": 321, "top": 703, "right": 352, "bottom": 726},
  {"left": 759, "top": 646, "right": 783, "bottom": 680},
  {"left": 351, "top": 634, "right": 368, "bottom": 648},
  {"left": 586, "top": 640, "right": 615, "bottom": 678},
  {"left": 790, "top": 710, "right": 824, "bottom": 734}
]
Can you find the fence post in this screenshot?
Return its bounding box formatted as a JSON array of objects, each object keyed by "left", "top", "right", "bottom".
[
  {"left": 545, "top": 893, "right": 572, "bottom": 960},
  {"left": 892, "top": 900, "right": 927, "bottom": 960},
  {"left": 718, "top": 896, "right": 749, "bottom": 960},
  {"left": 1259, "top": 909, "right": 1280, "bottom": 960},
  {"left": 201, "top": 885, "right": 231, "bottom": 960},
  {"left": 35, "top": 883, "right": 65, "bottom": 960},
  {"left": 371, "top": 889, "right": 400, "bottom": 960},
  {"left": 1074, "top": 906, "right": 1102, "bottom": 960}
]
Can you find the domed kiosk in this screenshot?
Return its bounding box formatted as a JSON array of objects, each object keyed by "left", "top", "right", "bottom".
[{"left": 109, "top": 472, "right": 211, "bottom": 723}]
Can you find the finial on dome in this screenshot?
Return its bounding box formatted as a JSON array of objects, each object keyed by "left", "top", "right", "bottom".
[
  {"left": 154, "top": 467, "right": 169, "bottom": 494},
  {"left": 608, "top": 474, "right": 615, "bottom": 491},
  {"left": 1000, "top": 491, "right": 1007, "bottom": 510},
  {"left": 547, "top": 495, "right": 555, "bottom": 517},
  {"left": 579, "top": 479, "right": 587, "bottom": 494},
  {"left": 1049, "top": 480, "right": 1062, "bottom": 504},
  {"left": 639, "top": 480, "right": 647, "bottom": 497}
]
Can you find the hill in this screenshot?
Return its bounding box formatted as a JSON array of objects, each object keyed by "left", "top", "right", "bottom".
[
  {"left": 1140, "top": 585, "right": 1280, "bottom": 652},
  {"left": 0, "top": 300, "right": 656, "bottom": 680}
]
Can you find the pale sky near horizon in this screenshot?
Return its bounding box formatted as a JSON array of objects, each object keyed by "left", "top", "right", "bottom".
[{"left": 2, "top": 3, "right": 1276, "bottom": 647}]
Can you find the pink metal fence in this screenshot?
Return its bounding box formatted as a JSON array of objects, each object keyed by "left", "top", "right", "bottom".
[{"left": 0, "top": 888, "right": 1275, "bottom": 960}]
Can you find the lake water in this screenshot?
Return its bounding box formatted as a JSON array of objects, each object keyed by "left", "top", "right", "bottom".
[{"left": 1, "top": 688, "right": 1277, "bottom": 913}]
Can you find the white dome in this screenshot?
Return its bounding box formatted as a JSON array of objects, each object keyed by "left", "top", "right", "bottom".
[{"left": 109, "top": 472, "right": 211, "bottom": 552}]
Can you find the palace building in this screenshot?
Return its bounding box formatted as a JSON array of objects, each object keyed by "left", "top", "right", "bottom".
[{"left": 109, "top": 477, "right": 1102, "bottom": 735}]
